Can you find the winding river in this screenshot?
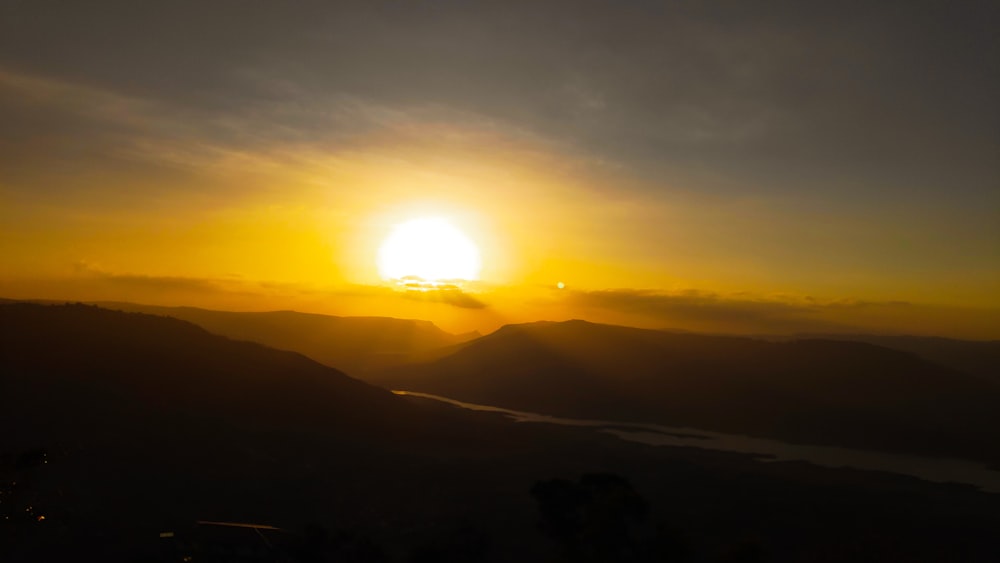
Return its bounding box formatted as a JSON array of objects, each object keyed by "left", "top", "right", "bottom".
[{"left": 393, "top": 390, "right": 1000, "bottom": 493}]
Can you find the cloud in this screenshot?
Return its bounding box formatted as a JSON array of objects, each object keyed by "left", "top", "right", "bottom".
[
  {"left": 555, "top": 288, "right": 920, "bottom": 335},
  {"left": 543, "top": 287, "right": 999, "bottom": 340},
  {"left": 1, "top": 1, "right": 995, "bottom": 202},
  {"left": 0, "top": 2, "right": 996, "bottom": 335},
  {"left": 65, "top": 262, "right": 489, "bottom": 310},
  {"left": 397, "top": 288, "right": 487, "bottom": 310},
  {"left": 0, "top": 63, "right": 576, "bottom": 211},
  {"left": 69, "top": 267, "right": 253, "bottom": 296}
]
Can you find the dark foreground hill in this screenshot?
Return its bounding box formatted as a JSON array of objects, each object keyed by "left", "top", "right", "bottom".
[
  {"left": 92, "top": 301, "right": 477, "bottom": 375},
  {"left": 374, "top": 320, "right": 1000, "bottom": 463},
  {"left": 4, "top": 304, "right": 1000, "bottom": 562},
  {"left": 0, "top": 303, "right": 535, "bottom": 560},
  {"left": 0, "top": 302, "right": 460, "bottom": 449}
]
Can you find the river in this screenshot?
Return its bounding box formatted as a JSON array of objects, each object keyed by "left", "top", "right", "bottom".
[{"left": 393, "top": 390, "right": 1000, "bottom": 493}]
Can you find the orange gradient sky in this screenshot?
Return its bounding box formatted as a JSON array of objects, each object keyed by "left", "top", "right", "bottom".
[{"left": 1, "top": 2, "right": 998, "bottom": 338}]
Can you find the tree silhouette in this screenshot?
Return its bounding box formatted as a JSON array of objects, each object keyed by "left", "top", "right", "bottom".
[{"left": 531, "top": 473, "right": 654, "bottom": 562}]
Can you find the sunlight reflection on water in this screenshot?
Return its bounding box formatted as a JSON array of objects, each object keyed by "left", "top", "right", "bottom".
[{"left": 393, "top": 390, "right": 1000, "bottom": 493}]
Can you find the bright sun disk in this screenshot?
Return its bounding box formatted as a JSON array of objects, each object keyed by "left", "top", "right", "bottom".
[{"left": 378, "top": 217, "right": 481, "bottom": 282}]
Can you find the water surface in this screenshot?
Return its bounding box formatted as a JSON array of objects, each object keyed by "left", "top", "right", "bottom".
[{"left": 394, "top": 390, "right": 1000, "bottom": 493}]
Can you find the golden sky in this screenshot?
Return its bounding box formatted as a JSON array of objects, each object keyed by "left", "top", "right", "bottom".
[{"left": 1, "top": 2, "right": 998, "bottom": 338}]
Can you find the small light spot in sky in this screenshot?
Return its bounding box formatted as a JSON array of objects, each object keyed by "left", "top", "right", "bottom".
[{"left": 557, "top": 281, "right": 565, "bottom": 289}]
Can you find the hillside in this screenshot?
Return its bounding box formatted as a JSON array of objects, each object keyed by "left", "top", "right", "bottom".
[
  {"left": 92, "top": 301, "right": 477, "bottom": 374},
  {"left": 4, "top": 305, "right": 1000, "bottom": 561},
  {"left": 374, "top": 320, "right": 1000, "bottom": 462},
  {"left": 0, "top": 303, "right": 557, "bottom": 559},
  {"left": 1, "top": 303, "right": 436, "bottom": 446},
  {"left": 795, "top": 333, "right": 1000, "bottom": 386}
]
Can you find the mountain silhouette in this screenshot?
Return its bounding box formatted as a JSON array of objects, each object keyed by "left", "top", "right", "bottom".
[
  {"left": 0, "top": 302, "right": 533, "bottom": 458},
  {"left": 88, "top": 301, "right": 478, "bottom": 374},
  {"left": 374, "top": 320, "right": 1000, "bottom": 462},
  {"left": 4, "top": 304, "right": 1000, "bottom": 561},
  {"left": 0, "top": 303, "right": 548, "bottom": 559},
  {"left": 793, "top": 333, "right": 1000, "bottom": 386}
]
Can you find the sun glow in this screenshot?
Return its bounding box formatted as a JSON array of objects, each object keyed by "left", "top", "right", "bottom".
[{"left": 377, "top": 217, "right": 481, "bottom": 282}]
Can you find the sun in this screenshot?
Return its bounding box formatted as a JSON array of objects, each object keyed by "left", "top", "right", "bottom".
[{"left": 377, "top": 217, "right": 481, "bottom": 282}]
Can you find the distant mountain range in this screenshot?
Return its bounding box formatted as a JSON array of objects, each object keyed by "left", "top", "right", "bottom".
[
  {"left": 1, "top": 302, "right": 436, "bottom": 447},
  {"left": 373, "top": 320, "right": 1000, "bottom": 463},
  {"left": 87, "top": 301, "right": 479, "bottom": 375},
  {"left": 11, "top": 299, "right": 996, "bottom": 389},
  {"left": 7, "top": 299, "right": 997, "bottom": 464},
  {"left": 4, "top": 303, "right": 1000, "bottom": 561},
  {"left": 792, "top": 333, "right": 1000, "bottom": 386}
]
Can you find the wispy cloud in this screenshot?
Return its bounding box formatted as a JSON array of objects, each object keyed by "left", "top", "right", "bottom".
[
  {"left": 555, "top": 288, "right": 838, "bottom": 332},
  {"left": 66, "top": 262, "right": 489, "bottom": 310},
  {"left": 398, "top": 288, "right": 486, "bottom": 310}
]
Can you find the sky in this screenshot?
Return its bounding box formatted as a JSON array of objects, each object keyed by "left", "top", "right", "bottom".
[{"left": 1, "top": 1, "right": 998, "bottom": 338}]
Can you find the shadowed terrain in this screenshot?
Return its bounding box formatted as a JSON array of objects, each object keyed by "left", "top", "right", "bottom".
[
  {"left": 4, "top": 304, "right": 1000, "bottom": 562},
  {"left": 90, "top": 301, "right": 479, "bottom": 375},
  {"left": 793, "top": 333, "right": 1000, "bottom": 386},
  {"left": 374, "top": 320, "right": 1000, "bottom": 463}
]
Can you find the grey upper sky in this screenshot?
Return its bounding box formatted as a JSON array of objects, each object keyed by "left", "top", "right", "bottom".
[{"left": 2, "top": 0, "right": 997, "bottom": 201}]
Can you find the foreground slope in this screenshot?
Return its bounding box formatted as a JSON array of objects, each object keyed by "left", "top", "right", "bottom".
[
  {"left": 4, "top": 305, "right": 1000, "bottom": 562},
  {"left": 375, "top": 320, "right": 1000, "bottom": 462},
  {"left": 93, "top": 301, "right": 476, "bottom": 374},
  {"left": 1, "top": 303, "right": 435, "bottom": 448},
  {"left": 0, "top": 303, "right": 555, "bottom": 559}
]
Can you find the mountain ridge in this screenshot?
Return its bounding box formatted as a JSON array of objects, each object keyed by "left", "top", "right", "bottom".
[
  {"left": 5, "top": 303, "right": 1000, "bottom": 561},
  {"left": 87, "top": 300, "right": 478, "bottom": 375},
  {"left": 374, "top": 319, "right": 1000, "bottom": 463}
]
